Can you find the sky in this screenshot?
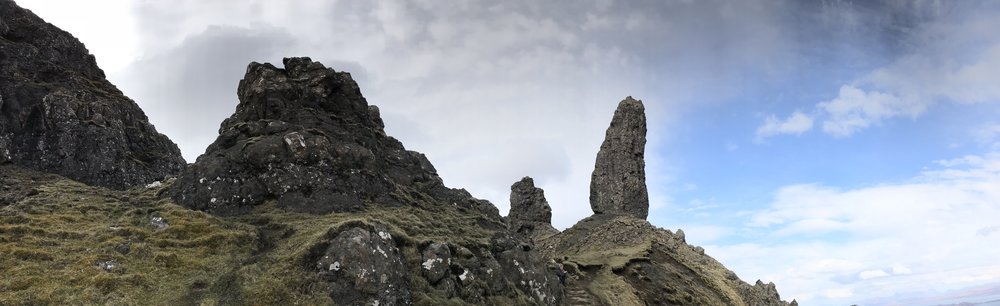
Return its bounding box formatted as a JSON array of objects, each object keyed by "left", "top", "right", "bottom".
[{"left": 14, "top": 0, "right": 1000, "bottom": 305}]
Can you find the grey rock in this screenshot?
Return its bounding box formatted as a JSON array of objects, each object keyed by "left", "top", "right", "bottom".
[
  {"left": 421, "top": 242, "right": 452, "bottom": 285},
  {"left": 493, "top": 232, "right": 561, "bottom": 305},
  {"left": 96, "top": 259, "right": 120, "bottom": 273},
  {"left": 167, "top": 57, "right": 498, "bottom": 218},
  {"left": 738, "top": 280, "right": 787, "bottom": 306},
  {"left": 410, "top": 234, "right": 562, "bottom": 305},
  {"left": 150, "top": 215, "right": 168, "bottom": 230},
  {"left": 0, "top": 17, "right": 8, "bottom": 37},
  {"left": 508, "top": 176, "right": 552, "bottom": 223},
  {"left": 589, "top": 96, "right": 649, "bottom": 219},
  {"left": 0, "top": 1, "right": 185, "bottom": 189},
  {"left": 114, "top": 242, "right": 131, "bottom": 255},
  {"left": 315, "top": 223, "right": 410, "bottom": 306},
  {"left": 507, "top": 176, "right": 558, "bottom": 240}
]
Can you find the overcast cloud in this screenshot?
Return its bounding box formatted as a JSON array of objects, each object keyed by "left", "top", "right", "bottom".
[{"left": 114, "top": 0, "right": 801, "bottom": 226}]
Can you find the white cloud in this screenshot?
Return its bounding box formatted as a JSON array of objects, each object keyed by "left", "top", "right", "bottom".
[
  {"left": 975, "top": 123, "right": 1000, "bottom": 149},
  {"left": 859, "top": 269, "right": 890, "bottom": 280},
  {"left": 891, "top": 264, "right": 912, "bottom": 275},
  {"left": 755, "top": 111, "right": 814, "bottom": 140},
  {"left": 825, "top": 288, "right": 853, "bottom": 299},
  {"left": 797, "top": 4, "right": 1000, "bottom": 138},
  {"left": 15, "top": 0, "right": 138, "bottom": 73},
  {"left": 818, "top": 85, "right": 919, "bottom": 137},
  {"left": 711, "top": 152, "right": 1000, "bottom": 305},
  {"left": 817, "top": 44, "right": 1000, "bottom": 138}
]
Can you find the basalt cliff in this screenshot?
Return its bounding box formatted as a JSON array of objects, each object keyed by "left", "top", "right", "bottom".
[{"left": 0, "top": 2, "right": 794, "bottom": 305}]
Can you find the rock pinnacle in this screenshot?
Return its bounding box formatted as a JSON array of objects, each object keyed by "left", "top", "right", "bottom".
[{"left": 589, "top": 96, "right": 648, "bottom": 219}]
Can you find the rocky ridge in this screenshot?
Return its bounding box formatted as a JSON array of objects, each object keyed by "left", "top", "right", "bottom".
[
  {"left": 0, "top": 0, "right": 185, "bottom": 189},
  {"left": 167, "top": 57, "right": 560, "bottom": 305}
]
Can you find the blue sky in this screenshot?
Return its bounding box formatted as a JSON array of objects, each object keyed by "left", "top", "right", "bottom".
[{"left": 16, "top": 0, "right": 1000, "bottom": 304}]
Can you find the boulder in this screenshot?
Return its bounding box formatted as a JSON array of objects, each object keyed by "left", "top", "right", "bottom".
[
  {"left": 589, "top": 96, "right": 649, "bottom": 219},
  {"left": 315, "top": 223, "right": 410, "bottom": 305},
  {"left": 421, "top": 242, "right": 452, "bottom": 285},
  {"left": 0, "top": 0, "right": 185, "bottom": 189}
]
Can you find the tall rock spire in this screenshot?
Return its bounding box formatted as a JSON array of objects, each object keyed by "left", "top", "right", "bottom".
[{"left": 589, "top": 96, "right": 649, "bottom": 219}]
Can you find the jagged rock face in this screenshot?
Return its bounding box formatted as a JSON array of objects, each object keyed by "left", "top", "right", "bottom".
[
  {"left": 416, "top": 236, "right": 562, "bottom": 305},
  {"left": 309, "top": 222, "right": 561, "bottom": 305},
  {"left": 167, "top": 57, "right": 497, "bottom": 217},
  {"left": 507, "top": 176, "right": 559, "bottom": 240},
  {"left": 0, "top": 0, "right": 185, "bottom": 189},
  {"left": 590, "top": 96, "right": 649, "bottom": 219}
]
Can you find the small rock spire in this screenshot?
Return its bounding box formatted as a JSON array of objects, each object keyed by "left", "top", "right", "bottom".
[
  {"left": 508, "top": 176, "right": 552, "bottom": 224},
  {"left": 507, "top": 176, "right": 559, "bottom": 239}
]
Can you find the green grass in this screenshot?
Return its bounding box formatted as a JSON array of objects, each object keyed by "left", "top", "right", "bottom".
[
  {"left": 0, "top": 166, "right": 512, "bottom": 305},
  {"left": 0, "top": 173, "right": 255, "bottom": 305}
]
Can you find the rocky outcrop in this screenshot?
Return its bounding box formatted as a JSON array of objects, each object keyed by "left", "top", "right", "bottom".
[
  {"left": 412, "top": 236, "right": 561, "bottom": 305},
  {"left": 507, "top": 176, "right": 559, "bottom": 240},
  {"left": 536, "top": 96, "right": 793, "bottom": 305},
  {"left": 314, "top": 222, "right": 411, "bottom": 305},
  {"left": 167, "top": 57, "right": 560, "bottom": 304},
  {"left": 589, "top": 96, "right": 649, "bottom": 219},
  {"left": 166, "top": 57, "right": 496, "bottom": 217},
  {"left": 540, "top": 215, "right": 794, "bottom": 306},
  {"left": 0, "top": 0, "right": 185, "bottom": 189}
]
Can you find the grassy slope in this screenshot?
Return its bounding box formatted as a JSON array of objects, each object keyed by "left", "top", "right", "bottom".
[
  {"left": 0, "top": 165, "right": 523, "bottom": 305},
  {"left": 540, "top": 215, "right": 748, "bottom": 306}
]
